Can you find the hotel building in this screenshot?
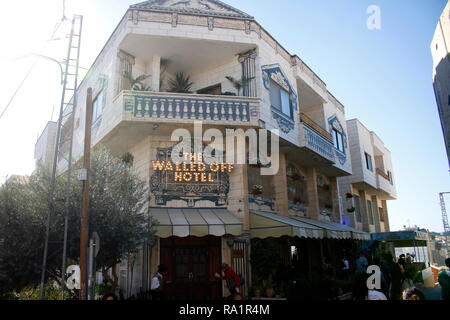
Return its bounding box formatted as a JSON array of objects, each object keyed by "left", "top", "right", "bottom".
[{"left": 35, "top": 0, "right": 396, "bottom": 299}]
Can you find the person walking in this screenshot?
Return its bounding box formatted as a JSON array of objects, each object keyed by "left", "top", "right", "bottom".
[
  {"left": 215, "top": 262, "right": 241, "bottom": 300},
  {"left": 150, "top": 264, "right": 168, "bottom": 300},
  {"left": 438, "top": 258, "right": 450, "bottom": 301}
]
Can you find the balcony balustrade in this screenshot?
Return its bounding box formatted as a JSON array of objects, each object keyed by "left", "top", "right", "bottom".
[
  {"left": 299, "top": 114, "right": 335, "bottom": 163},
  {"left": 121, "top": 90, "right": 260, "bottom": 126}
]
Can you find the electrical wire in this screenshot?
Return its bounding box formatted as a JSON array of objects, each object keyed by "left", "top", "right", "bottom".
[{"left": 0, "top": 14, "right": 67, "bottom": 122}]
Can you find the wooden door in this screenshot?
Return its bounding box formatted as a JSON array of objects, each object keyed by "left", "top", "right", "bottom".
[{"left": 160, "top": 236, "right": 221, "bottom": 300}]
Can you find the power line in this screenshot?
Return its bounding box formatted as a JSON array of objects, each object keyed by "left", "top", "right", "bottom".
[{"left": 0, "top": 18, "right": 66, "bottom": 122}]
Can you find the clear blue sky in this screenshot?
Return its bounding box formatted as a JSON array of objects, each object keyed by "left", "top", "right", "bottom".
[{"left": 0, "top": 0, "right": 449, "bottom": 232}]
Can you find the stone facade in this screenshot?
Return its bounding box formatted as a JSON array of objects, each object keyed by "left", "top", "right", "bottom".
[
  {"left": 431, "top": 1, "right": 450, "bottom": 170},
  {"left": 338, "top": 119, "right": 397, "bottom": 233},
  {"left": 37, "top": 0, "right": 397, "bottom": 298}
]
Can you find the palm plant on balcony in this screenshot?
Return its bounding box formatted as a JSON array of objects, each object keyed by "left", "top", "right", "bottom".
[
  {"left": 168, "top": 72, "right": 194, "bottom": 93},
  {"left": 252, "top": 185, "right": 263, "bottom": 196},
  {"left": 225, "top": 75, "right": 254, "bottom": 96},
  {"left": 122, "top": 71, "right": 151, "bottom": 91}
]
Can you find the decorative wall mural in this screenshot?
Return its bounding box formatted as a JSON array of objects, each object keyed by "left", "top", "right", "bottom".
[{"left": 150, "top": 147, "right": 231, "bottom": 207}]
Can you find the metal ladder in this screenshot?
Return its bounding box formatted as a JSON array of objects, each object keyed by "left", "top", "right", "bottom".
[
  {"left": 39, "top": 14, "right": 83, "bottom": 300},
  {"left": 439, "top": 192, "right": 450, "bottom": 258}
]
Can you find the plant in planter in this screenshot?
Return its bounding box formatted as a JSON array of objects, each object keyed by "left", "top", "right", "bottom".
[
  {"left": 322, "top": 184, "right": 332, "bottom": 191},
  {"left": 121, "top": 152, "right": 134, "bottom": 167},
  {"left": 346, "top": 207, "right": 356, "bottom": 213},
  {"left": 122, "top": 71, "right": 150, "bottom": 91},
  {"left": 168, "top": 72, "right": 194, "bottom": 93},
  {"left": 252, "top": 185, "right": 263, "bottom": 196},
  {"left": 222, "top": 91, "right": 237, "bottom": 96},
  {"left": 324, "top": 203, "right": 333, "bottom": 210},
  {"left": 345, "top": 192, "right": 353, "bottom": 199},
  {"left": 263, "top": 276, "right": 275, "bottom": 298},
  {"left": 288, "top": 172, "right": 301, "bottom": 181},
  {"left": 225, "top": 75, "right": 255, "bottom": 96}
]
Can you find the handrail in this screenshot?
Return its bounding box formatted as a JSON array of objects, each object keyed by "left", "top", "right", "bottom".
[{"left": 300, "top": 113, "right": 333, "bottom": 142}]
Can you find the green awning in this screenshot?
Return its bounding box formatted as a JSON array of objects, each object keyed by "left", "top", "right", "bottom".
[
  {"left": 291, "top": 216, "right": 370, "bottom": 240},
  {"left": 250, "top": 210, "right": 325, "bottom": 239},
  {"left": 150, "top": 207, "right": 243, "bottom": 238}
]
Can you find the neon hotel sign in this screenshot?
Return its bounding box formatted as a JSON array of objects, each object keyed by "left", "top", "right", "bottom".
[{"left": 151, "top": 153, "right": 234, "bottom": 183}]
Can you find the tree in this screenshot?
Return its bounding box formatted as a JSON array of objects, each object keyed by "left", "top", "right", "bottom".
[
  {"left": 225, "top": 75, "right": 255, "bottom": 96},
  {"left": 0, "top": 146, "right": 157, "bottom": 297}
]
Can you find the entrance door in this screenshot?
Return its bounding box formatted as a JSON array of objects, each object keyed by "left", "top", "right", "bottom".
[
  {"left": 160, "top": 236, "right": 221, "bottom": 300},
  {"left": 173, "top": 247, "right": 209, "bottom": 300}
]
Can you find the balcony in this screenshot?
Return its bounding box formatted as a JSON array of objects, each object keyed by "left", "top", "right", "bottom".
[
  {"left": 298, "top": 113, "right": 335, "bottom": 164},
  {"left": 376, "top": 168, "right": 397, "bottom": 199},
  {"left": 117, "top": 90, "right": 261, "bottom": 126}
]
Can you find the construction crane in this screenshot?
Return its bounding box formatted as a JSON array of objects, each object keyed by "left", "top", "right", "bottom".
[{"left": 439, "top": 192, "right": 450, "bottom": 258}]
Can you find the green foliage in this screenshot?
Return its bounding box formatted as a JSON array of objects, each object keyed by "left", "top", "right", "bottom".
[
  {"left": 168, "top": 72, "right": 194, "bottom": 93},
  {"left": 10, "top": 282, "right": 69, "bottom": 300},
  {"left": 121, "top": 152, "right": 134, "bottom": 166},
  {"left": 250, "top": 239, "right": 284, "bottom": 281},
  {"left": 0, "top": 146, "right": 156, "bottom": 296},
  {"left": 122, "top": 71, "right": 150, "bottom": 91},
  {"left": 95, "top": 282, "right": 113, "bottom": 297},
  {"left": 225, "top": 75, "right": 254, "bottom": 96}
]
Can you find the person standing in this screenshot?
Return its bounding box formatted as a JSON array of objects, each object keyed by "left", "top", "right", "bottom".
[
  {"left": 215, "top": 262, "right": 240, "bottom": 300},
  {"left": 150, "top": 264, "right": 168, "bottom": 300},
  {"left": 355, "top": 254, "right": 368, "bottom": 273},
  {"left": 438, "top": 258, "right": 450, "bottom": 301}
]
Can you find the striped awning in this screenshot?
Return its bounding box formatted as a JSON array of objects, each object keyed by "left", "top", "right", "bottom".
[
  {"left": 150, "top": 207, "right": 243, "bottom": 238},
  {"left": 290, "top": 216, "right": 370, "bottom": 240},
  {"left": 250, "top": 210, "right": 325, "bottom": 239}
]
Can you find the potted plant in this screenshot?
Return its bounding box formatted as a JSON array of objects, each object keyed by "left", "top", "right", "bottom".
[
  {"left": 168, "top": 72, "right": 194, "bottom": 93},
  {"left": 322, "top": 184, "right": 332, "bottom": 191},
  {"left": 252, "top": 185, "right": 263, "bottom": 196},
  {"left": 288, "top": 172, "right": 301, "bottom": 181},
  {"left": 122, "top": 71, "right": 150, "bottom": 91},
  {"left": 347, "top": 207, "right": 356, "bottom": 213},
  {"left": 264, "top": 276, "right": 275, "bottom": 298},
  {"left": 345, "top": 192, "right": 353, "bottom": 199},
  {"left": 324, "top": 203, "right": 333, "bottom": 210},
  {"left": 225, "top": 75, "right": 255, "bottom": 96},
  {"left": 121, "top": 152, "right": 134, "bottom": 166}
]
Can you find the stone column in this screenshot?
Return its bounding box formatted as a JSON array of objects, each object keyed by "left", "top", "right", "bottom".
[
  {"left": 274, "top": 152, "right": 289, "bottom": 217},
  {"left": 330, "top": 177, "right": 340, "bottom": 223},
  {"left": 381, "top": 200, "right": 390, "bottom": 232},
  {"left": 371, "top": 195, "right": 381, "bottom": 233},
  {"left": 229, "top": 163, "right": 250, "bottom": 231},
  {"left": 358, "top": 190, "right": 370, "bottom": 232},
  {"left": 305, "top": 167, "right": 319, "bottom": 220},
  {"left": 151, "top": 55, "right": 160, "bottom": 92}
]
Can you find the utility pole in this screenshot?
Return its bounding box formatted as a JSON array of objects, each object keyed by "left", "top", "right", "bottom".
[{"left": 80, "top": 88, "right": 93, "bottom": 300}]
